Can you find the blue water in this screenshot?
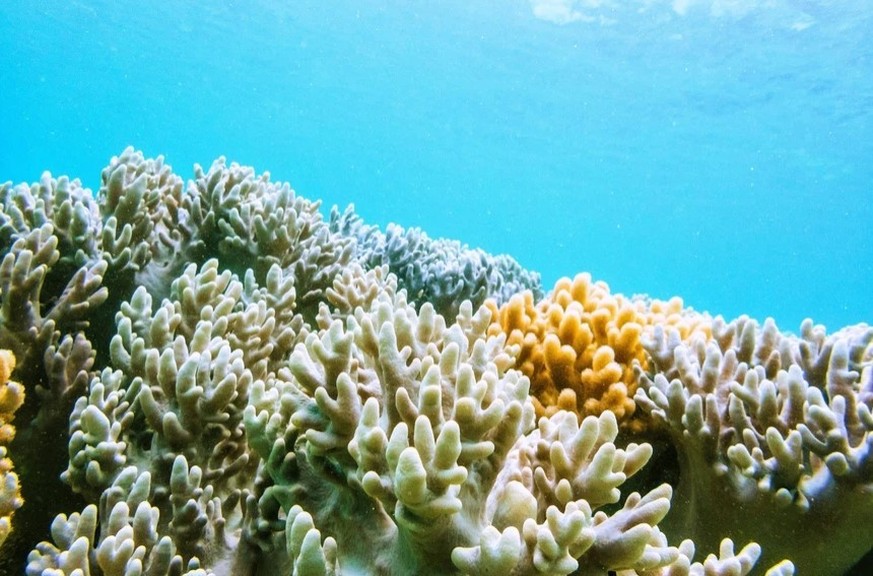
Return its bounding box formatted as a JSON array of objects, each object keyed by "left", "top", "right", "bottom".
[{"left": 1, "top": 0, "right": 870, "bottom": 331}]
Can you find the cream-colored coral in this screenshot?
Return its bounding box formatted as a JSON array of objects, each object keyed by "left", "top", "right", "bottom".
[
  {"left": 187, "top": 157, "right": 354, "bottom": 316},
  {"left": 27, "top": 465, "right": 212, "bottom": 576},
  {"left": 98, "top": 146, "right": 186, "bottom": 294},
  {"left": 324, "top": 263, "right": 396, "bottom": 320},
  {"left": 16, "top": 149, "right": 819, "bottom": 575},
  {"left": 60, "top": 259, "right": 311, "bottom": 572}
]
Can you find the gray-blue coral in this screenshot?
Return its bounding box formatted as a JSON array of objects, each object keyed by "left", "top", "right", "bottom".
[{"left": 330, "top": 204, "right": 543, "bottom": 319}]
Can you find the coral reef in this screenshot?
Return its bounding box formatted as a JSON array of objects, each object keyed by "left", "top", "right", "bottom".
[{"left": 0, "top": 149, "right": 869, "bottom": 575}]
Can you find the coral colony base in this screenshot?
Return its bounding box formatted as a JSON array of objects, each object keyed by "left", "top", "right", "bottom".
[{"left": 0, "top": 148, "right": 870, "bottom": 576}]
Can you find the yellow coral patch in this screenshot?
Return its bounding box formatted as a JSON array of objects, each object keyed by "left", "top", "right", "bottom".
[
  {"left": 489, "top": 273, "right": 711, "bottom": 429},
  {"left": 0, "top": 350, "right": 13, "bottom": 385},
  {"left": 0, "top": 349, "right": 24, "bottom": 548}
]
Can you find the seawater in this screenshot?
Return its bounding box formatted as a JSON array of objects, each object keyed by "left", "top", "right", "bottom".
[{"left": 1, "top": 0, "right": 871, "bottom": 330}]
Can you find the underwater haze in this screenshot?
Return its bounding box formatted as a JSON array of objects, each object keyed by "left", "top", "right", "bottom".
[{"left": 1, "top": 0, "right": 871, "bottom": 331}]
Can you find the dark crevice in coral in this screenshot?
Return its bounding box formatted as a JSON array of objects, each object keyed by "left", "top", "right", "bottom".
[
  {"left": 0, "top": 416, "right": 87, "bottom": 575},
  {"left": 845, "top": 548, "right": 873, "bottom": 575}
]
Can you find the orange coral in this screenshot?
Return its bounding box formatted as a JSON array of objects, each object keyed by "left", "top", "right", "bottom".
[
  {"left": 488, "top": 273, "right": 710, "bottom": 429},
  {"left": 0, "top": 349, "right": 24, "bottom": 548}
]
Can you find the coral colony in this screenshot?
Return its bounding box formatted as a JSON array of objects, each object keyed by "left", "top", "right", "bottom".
[{"left": 0, "top": 147, "right": 870, "bottom": 575}]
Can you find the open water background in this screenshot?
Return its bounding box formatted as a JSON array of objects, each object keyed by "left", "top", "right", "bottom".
[{"left": 1, "top": 0, "right": 871, "bottom": 331}]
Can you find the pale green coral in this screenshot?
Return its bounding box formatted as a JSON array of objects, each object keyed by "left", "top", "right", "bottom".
[
  {"left": 27, "top": 466, "right": 215, "bottom": 576},
  {"left": 188, "top": 158, "right": 354, "bottom": 315},
  {"left": 97, "top": 147, "right": 189, "bottom": 302},
  {"left": 635, "top": 317, "right": 873, "bottom": 574},
  {"left": 0, "top": 172, "right": 102, "bottom": 270}
]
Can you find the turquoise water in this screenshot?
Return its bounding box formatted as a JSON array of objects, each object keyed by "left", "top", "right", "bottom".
[{"left": 1, "top": 0, "right": 870, "bottom": 331}]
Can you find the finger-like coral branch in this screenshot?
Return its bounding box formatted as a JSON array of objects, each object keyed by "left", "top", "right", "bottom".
[{"left": 635, "top": 318, "right": 873, "bottom": 574}]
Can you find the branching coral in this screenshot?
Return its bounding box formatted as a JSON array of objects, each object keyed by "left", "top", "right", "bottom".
[
  {"left": 634, "top": 316, "right": 873, "bottom": 574},
  {"left": 487, "top": 273, "right": 711, "bottom": 430},
  {"left": 97, "top": 147, "right": 354, "bottom": 321},
  {"left": 58, "top": 258, "right": 320, "bottom": 572},
  {"left": 97, "top": 146, "right": 189, "bottom": 304},
  {"left": 0, "top": 147, "right": 356, "bottom": 573},
  {"left": 0, "top": 216, "right": 106, "bottom": 380},
  {"left": 188, "top": 158, "right": 354, "bottom": 317},
  {"left": 0, "top": 176, "right": 107, "bottom": 572},
  {"left": 52, "top": 256, "right": 747, "bottom": 575},
  {"left": 330, "top": 205, "right": 542, "bottom": 319},
  {"left": 27, "top": 466, "right": 210, "bottom": 576},
  {"left": 244, "top": 285, "right": 778, "bottom": 575},
  {"left": 244, "top": 290, "right": 537, "bottom": 574}
]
